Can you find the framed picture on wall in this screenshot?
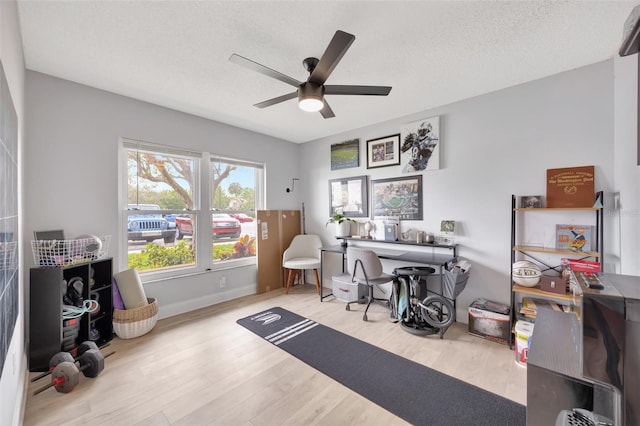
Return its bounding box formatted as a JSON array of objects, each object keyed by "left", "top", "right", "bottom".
[
  {"left": 328, "top": 175, "right": 368, "bottom": 217},
  {"left": 371, "top": 175, "right": 423, "bottom": 220},
  {"left": 440, "top": 220, "right": 456, "bottom": 234},
  {"left": 330, "top": 138, "right": 360, "bottom": 170},
  {"left": 366, "top": 134, "right": 401, "bottom": 169},
  {"left": 400, "top": 116, "right": 440, "bottom": 173}
]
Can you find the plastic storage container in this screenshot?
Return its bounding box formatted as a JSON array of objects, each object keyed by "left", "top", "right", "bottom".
[
  {"left": 514, "top": 320, "right": 535, "bottom": 367},
  {"left": 332, "top": 273, "right": 365, "bottom": 302}
]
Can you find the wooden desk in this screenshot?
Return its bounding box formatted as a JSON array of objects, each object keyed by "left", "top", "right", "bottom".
[{"left": 319, "top": 239, "right": 458, "bottom": 301}]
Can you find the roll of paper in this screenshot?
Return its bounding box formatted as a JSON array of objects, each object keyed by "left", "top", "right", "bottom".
[{"left": 113, "top": 268, "right": 148, "bottom": 309}]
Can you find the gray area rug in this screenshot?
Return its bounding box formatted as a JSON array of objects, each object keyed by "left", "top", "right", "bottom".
[{"left": 237, "top": 306, "right": 526, "bottom": 426}]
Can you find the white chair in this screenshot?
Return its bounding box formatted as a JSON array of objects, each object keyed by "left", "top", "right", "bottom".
[
  {"left": 346, "top": 247, "right": 393, "bottom": 321},
  {"left": 282, "top": 234, "right": 322, "bottom": 294}
]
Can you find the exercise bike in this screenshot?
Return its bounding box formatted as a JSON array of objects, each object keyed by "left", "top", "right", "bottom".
[{"left": 392, "top": 266, "right": 456, "bottom": 338}]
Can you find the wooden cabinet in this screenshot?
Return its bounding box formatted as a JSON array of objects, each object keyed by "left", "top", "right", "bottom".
[
  {"left": 509, "top": 193, "right": 603, "bottom": 347},
  {"left": 29, "top": 258, "right": 113, "bottom": 371}
]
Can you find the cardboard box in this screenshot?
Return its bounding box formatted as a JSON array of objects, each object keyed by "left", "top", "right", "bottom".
[
  {"left": 332, "top": 273, "right": 366, "bottom": 302},
  {"left": 468, "top": 298, "right": 511, "bottom": 345}
]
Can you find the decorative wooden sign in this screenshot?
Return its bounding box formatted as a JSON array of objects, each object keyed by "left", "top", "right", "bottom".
[{"left": 546, "top": 166, "right": 595, "bottom": 208}]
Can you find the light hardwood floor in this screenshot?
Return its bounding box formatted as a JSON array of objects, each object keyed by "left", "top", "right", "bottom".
[{"left": 23, "top": 284, "right": 527, "bottom": 425}]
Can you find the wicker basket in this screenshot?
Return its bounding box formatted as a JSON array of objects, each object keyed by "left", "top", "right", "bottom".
[
  {"left": 31, "top": 235, "right": 111, "bottom": 267},
  {"left": 113, "top": 297, "right": 158, "bottom": 339}
]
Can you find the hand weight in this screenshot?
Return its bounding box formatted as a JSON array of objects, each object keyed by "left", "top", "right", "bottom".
[
  {"left": 32, "top": 346, "right": 113, "bottom": 395},
  {"left": 51, "top": 361, "right": 81, "bottom": 394},
  {"left": 31, "top": 341, "right": 107, "bottom": 383},
  {"left": 77, "top": 349, "right": 104, "bottom": 378},
  {"left": 77, "top": 341, "right": 99, "bottom": 357},
  {"left": 32, "top": 362, "right": 80, "bottom": 395}
]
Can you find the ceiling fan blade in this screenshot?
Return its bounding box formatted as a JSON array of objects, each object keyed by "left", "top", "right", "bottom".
[
  {"left": 309, "top": 30, "right": 355, "bottom": 85},
  {"left": 254, "top": 92, "right": 298, "bottom": 108},
  {"left": 324, "top": 85, "right": 392, "bottom": 96},
  {"left": 320, "top": 101, "right": 335, "bottom": 119},
  {"left": 229, "top": 54, "right": 302, "bottom": 88}
]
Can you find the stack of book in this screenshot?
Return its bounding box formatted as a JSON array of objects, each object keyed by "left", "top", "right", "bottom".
[{"left": 518, "top": 297, "right": 568, "bottom": 323}]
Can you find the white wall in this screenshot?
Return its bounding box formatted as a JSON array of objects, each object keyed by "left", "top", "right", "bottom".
[
  {"left": 24, "top": 71, "right": 302, "bottom": 317},
  {"left": 301, "top": 60, "right": 620, "bottom": 321},
  {"left": 0, "top": 1, "right": 26, "bottom": 425},
  {"left": 614, "top": 54, "right": 640, "bottom": 276}
]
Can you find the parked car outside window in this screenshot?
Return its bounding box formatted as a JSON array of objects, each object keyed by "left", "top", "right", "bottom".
[
  {"left": 127, "top": 204, "right": 176, "bottom": 244},
  {"left": 229, "top": 213, "right": 254, "bottom": 223},
  {"left": 175, "top": 213, "right": 241, "bottom": 240}
]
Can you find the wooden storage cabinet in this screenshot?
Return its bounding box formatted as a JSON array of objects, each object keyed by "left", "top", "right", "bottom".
[
  {"left": 509, "top": 193, "right": 603, "bottom": 348},
  {"left": 29, "top": 258, "right": 113, "bottom": 372}
]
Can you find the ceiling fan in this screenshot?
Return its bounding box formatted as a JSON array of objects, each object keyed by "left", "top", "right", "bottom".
[{"left": 229, "top": 30, "right": 392, "bottom": 118}]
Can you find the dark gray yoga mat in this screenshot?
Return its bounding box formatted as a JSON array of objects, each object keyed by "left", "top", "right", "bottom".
[{"left": 237, "top": 307, "right": 525, "bottom": 426}]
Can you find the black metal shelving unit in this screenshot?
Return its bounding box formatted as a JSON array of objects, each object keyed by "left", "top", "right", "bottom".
[{"left": 509, "top": 192, "right": 603, "bottom": 349}]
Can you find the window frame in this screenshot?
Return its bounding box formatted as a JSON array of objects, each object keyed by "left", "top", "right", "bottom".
[
  {"left": 208, "top": 155, "right": 264, "bottom": 269},
  {"left": 119, "top": 138, "right": 265, "bottom": 282}
]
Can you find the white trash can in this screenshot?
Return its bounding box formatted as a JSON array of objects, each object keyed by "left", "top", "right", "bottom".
[{"left": 514, "top": 320, "right": 535, "bottom": 367}]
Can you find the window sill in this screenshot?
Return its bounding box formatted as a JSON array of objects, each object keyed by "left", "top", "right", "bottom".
[{"left": 140, "top": 258, "right": 256, "bottom": 284}]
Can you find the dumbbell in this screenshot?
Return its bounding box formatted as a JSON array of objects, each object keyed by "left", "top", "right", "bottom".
[
  {"left": 30, "top": 341, "right": 107, "bottom": 383},
  {"left": 32, "top": 342, "right": 114, "bottom": 395},
  {"left": 33, "top": 361, "right": 80, "bottom": 394},
  {"left": 32, "top": 349, "right": 109, "bottom": 395}
]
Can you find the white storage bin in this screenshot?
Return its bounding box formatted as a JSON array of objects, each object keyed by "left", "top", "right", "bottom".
[{"left": 332, "top": 273, "right": 366, "bottom": 302}]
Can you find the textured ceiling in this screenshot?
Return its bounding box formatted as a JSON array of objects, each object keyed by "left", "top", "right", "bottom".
[{"left": 16, "top": 1, "right": 638, "bottom": 144}]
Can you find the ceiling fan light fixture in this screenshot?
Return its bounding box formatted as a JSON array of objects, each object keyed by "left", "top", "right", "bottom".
[
  {"left": 298, "top": 82, "right": 324, "bottom": 112},
  {"left": 298, "top": 97, "right": 323, "bottom": 112},
  {"left": 230, "top": 30, "right": 391, "bottom": 118}
]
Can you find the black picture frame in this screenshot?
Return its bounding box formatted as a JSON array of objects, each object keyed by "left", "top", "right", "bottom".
[
  {"left": 328, "top": 175, "right": 368, "bottom": 217},
  {"left": 371, "top": 175, "right": 423, "bottom": 220},
  {"left": 366, "top": 134, "right": 401, "bottom": 169}
]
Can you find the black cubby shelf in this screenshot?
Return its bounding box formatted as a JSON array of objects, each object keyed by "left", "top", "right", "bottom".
[{"left": 28, "top": 257, "right": 113, "bottom": 372}]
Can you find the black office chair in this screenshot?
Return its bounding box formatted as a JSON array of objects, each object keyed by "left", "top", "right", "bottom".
[{"left": 345, "top": 247, "right": 393, "bottom": 321}]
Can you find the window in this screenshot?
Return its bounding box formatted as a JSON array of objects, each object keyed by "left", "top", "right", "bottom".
[
  {"left": 209, "top": 156, "right": 263, "bottom": 266},
  {"left": 123, "top": 140, "right": 199, "bottom": 276},
  {"left": 122, "top": 139, "right": 264, "bottom": 279}
]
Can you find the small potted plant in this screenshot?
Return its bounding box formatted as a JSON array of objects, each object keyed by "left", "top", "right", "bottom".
[{"left": 326, "top": 210, "right": 356, "bottom": 237}]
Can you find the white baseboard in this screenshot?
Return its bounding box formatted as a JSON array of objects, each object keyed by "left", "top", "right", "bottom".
[{"left": 156, "top": 283, "right": 257, "bottom": 319}]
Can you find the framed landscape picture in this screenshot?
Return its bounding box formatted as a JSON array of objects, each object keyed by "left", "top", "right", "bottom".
[
  {"left": 371, "top": 175, "right": 423, "bottom": 220},
  {"left": 440, "top": 220, "right": 456, "bottom": 234},
  {"left": 400, "top": 116, "right": 440, "bottom": 173},
  {"left": 328, "top": 175, "right": 368, "bottom": 217},
  {"left": 331, "top": 138, "right": 360, "bottom": 170},
  {"left": 366, "top": 134, "right": 400, "bottom": 169}
]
